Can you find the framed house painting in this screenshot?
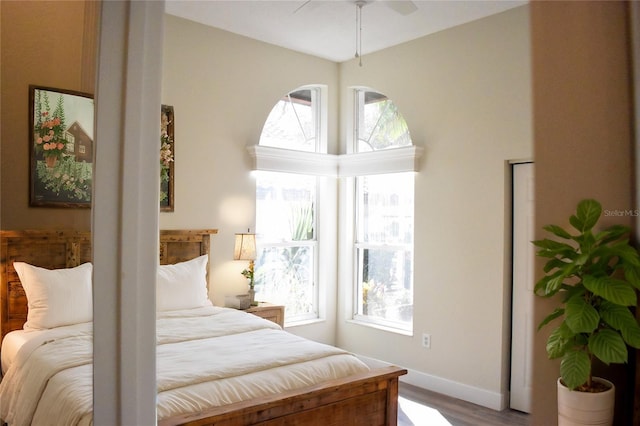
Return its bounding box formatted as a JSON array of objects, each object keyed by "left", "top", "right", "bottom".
[
  {"left": 160, "top": 105, "right": 174, "bottom": 212},
  {"left": 29, "top": 85, "right": 94, "bottom": 208}
]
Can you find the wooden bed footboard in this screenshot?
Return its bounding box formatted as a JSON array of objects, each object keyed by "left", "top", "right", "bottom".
[{"left": 159, "top": 366, "right": 407, "bottom": 426}]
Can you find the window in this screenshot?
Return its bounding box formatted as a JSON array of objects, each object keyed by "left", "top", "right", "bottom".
[
  {"left": 255, "top": 172, "right": 317, "bottom": 320},
  {"left": 355, "top": 90, "right": 411, "bottom": 152},
  {"left": 65, "top": 132, "right": 75, "bottom": 155},
  {"left": 355, "top": 173, "right": 414, "bottom": 329},
  {"left": 252, "top": 86, "right": 418, "bottom": 328},
  {"left": 259, "top": 89, "right": 319, "bottom": 152},
  {"left": 255, "top": 87, "right": 322, "bottom": 323},
  {"left": 352, "top": 89, "right": 415, "bottom": 332}
]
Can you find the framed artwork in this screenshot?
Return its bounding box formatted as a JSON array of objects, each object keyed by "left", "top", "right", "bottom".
[
  {"left": 29, "top": 85, "right": 94, "bottom": 208},
  {"left": 160, "top": 105, "right": 175, "bottom": 212}
]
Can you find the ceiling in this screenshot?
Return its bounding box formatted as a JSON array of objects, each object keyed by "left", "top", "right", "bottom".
[{"left": 164, "top": 0, "right": 527, "bottom": 63}]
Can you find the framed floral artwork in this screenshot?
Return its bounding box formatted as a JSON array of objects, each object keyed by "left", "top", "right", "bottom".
[
  {"left": 160, "top": 105, "right": 175, "bottom": 212},
  {"left": 29, "top": 85, "right": 94, "bottom": 208}
]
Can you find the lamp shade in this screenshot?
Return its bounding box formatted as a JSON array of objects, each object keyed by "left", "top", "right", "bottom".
[{"left": 233, "top": 233, "right": 256, "bottom": 261}]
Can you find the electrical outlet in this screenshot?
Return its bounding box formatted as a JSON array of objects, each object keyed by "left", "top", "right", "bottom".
[{"left": 422, "top": 333, "right": 431, "bottom": 349}]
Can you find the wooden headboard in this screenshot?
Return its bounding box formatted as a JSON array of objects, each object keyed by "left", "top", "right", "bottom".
[{"left": 0, "top": 229, "right": 218, "bottom": 341}]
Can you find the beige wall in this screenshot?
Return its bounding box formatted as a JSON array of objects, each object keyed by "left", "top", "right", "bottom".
[
  {"left": 1, "top": 1, "right": 95, "bottom": 230},
  {"left": 161, "top": 9, "right": 532, "bottom": 408},
  {"left": 160, "top": 15, "right": 340, "bottom": 343},
  {"left": 337, "top": 6, "right": 531, "bottom": 409},
  {"left": 531, "top": 1, "right": 634, "bottom": 424}
]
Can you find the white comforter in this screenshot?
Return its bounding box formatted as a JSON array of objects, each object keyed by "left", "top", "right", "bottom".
[{"left": 0, "top": 306, "right": 369, "bottom": 426}]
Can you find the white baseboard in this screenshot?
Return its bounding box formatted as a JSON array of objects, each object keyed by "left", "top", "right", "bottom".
[{"left": 356, "top": 354, "right": 508, "bottom": 411}]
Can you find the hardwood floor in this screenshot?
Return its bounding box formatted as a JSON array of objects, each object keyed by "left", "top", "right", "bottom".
[{"left": 398, "top": 382, "right": 530, "bottom": 426}]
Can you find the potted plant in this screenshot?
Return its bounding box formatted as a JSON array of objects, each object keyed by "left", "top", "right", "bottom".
[{"left": 534, "top": 199, "right": 640, "bottom": 425}]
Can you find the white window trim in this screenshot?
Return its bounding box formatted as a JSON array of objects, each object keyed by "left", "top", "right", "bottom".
[
  {"left": 338, "top": 146, "right": 423, "bottom": 176},
  {"left": 247, "top": 145, "right": 423, "bottom": 177},
  {"left": 247, "top": 145, "right": 337, "bottom": 176},
  {"left": 346, "top": 317, "right": 414, "bottom": 336}
]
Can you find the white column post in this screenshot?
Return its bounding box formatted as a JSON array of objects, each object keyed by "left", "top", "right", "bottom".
[{"left": 92, "top": 1, "right": 164, "bottom": 424}]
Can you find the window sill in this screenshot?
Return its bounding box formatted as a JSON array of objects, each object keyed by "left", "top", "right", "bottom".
[
  {"left": 284, "top": 317, "right": 325, "bottom": 328},
  {"left": 346, "top": 319, "right": 413, "bottom": 336}
]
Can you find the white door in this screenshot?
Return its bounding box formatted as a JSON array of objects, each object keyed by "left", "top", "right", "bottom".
[{"left": 510, "top": 162, "right": 534, "bottom": 413}]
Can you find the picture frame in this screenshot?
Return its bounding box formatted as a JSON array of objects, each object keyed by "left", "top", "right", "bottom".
[
  {"left": 160, "top": 105, "right": 175, "bottom": 212},
  {"left": 29, "top": 85, "right": 94, "bottom": 208}
]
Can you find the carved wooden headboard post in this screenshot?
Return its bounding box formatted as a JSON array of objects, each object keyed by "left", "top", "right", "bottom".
[{"left": 1, "top": 229, "right": 218, "bottom": 342}]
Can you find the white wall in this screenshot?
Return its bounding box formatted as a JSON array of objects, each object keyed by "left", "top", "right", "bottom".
[
  {"left": 162, "top": 5, "right": 532, "bottom": 409},
  {"left": 337, "top": 6, "right": 531, "bottom": 410}
]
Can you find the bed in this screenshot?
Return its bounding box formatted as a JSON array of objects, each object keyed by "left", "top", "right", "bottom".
[{"left": 0, "top": 229, "right": 406, "bottom": 425}]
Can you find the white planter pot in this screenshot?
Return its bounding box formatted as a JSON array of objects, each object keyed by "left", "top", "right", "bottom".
[{"left": 557, "top": 377, "right": 615, "bottom": 426}]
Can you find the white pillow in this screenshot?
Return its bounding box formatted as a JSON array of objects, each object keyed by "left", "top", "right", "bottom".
[
  {"left": 13, "top": 262, "right": 93, "bottom": 330},
  {"left": 157, "top": 255, "right": 211, "bottom": 312}
]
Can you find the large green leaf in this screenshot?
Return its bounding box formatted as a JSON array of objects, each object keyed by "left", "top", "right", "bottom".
[
  {"left": 543, "top": 258, "right": 570, "bottom": 273},
  {"left": 565, "top": 295, "right": 599, "bottom": 333},
  {"left": 599, "top": 301, "right": 635, "bottom": 330},
  {"left": 534, "top": 270, "right": 567, "bottom": 297},
  {"left": 562, "top": 284, "right": 586, "bottom": 303},
  {"left": 560, "top": 350, "right": 591, "bottom": 390},
  {"left": 534, "top": 239, "right": 580, "bottom": 263},
  {"left": 576, "top": 231, "right": 596, "bottom": 255},
  {"left": 534, "top": 275, "right": 552, "bottom": 296},
  {"left": 590, "top": 245, "right": 618, "bottom": 272},
  {"left": 533, "top": 239, "right": 576, "bottom": 258},
  {"left": 543, "top": 224, "right": 572, "bottom": 240},
  {"left": 569, "top": 215, "right": 584, "bottom": 234},
  {"left": 538, "top": 308, "right": 564, "bottom": 331},
  {"left": 610, "top": 242, "right": 640, "bottom": 267},
  {"left": 621, "top": 322, "right": 640, "bottom": 349},
  {"left": 589, "top": 329, "right": 628, "bottom": 364},
  {"left": 545, "top": 274, "right": 569, "bottom": 296},
  {"left": 600, "top": 301, "right": 640, "bottom": 348},
  {"left": 573, "top": 253, "right": 589, "bottom": 267},
  {"left": 575, "top": 199, "right": 602, "bottom": 232},
  {"left": 537, "top": 248, "right": 578, "bottom": 261},
  {"left": 583, "top": 275, "right": 637, "bottom": 306},
  {"left": 625, "top": 265, "right": 640, "bottom": 290},
  {"left": 546, "top": 323, "right": 573, "bottom": 359},
  {"left": 596, "top": 224, "right": 630, "bottom": 245}
]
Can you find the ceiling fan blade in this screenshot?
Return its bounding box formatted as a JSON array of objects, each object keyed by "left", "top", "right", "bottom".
[{"left": 382, "top": 0, "right": 418, "bottom": 15}]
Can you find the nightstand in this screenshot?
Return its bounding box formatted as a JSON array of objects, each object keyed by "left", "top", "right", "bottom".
[{"left": 244, "top": 302, "right": 284, "bottom": 327}]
